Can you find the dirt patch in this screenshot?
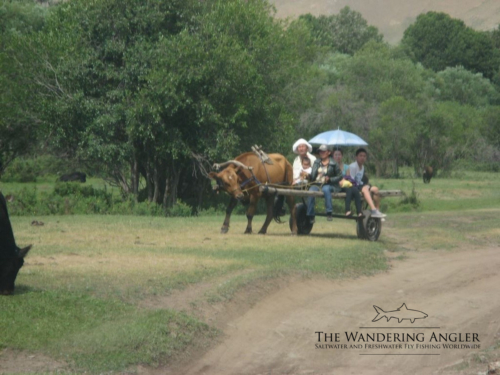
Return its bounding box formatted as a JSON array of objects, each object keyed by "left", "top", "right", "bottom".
[
  {"left": 137, "top": 273, "right": 307, "bottom": 375},
  {"left": 162, "top": 246, "right": 500, "bottom": 375},
  {"left": 138, "top": 269, "right": 260, "bottom": 316},
  {"left": 0, "top": 348, "right": 66, "bottom": 374}
]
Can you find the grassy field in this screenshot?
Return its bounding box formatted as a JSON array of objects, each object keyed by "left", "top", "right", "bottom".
[{"left": 1, "top": 171, "right": 500, "bottom": 373}]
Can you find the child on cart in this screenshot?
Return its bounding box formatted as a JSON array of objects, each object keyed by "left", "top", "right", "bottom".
[{"left": 293, "top": 157, "right": 312, "bottom": 186}]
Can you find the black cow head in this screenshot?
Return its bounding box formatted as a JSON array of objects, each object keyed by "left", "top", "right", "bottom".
[
  {"left": 0, "top": 245, "right": 31, "bottom": 295},
  {"left": 0, "top": 192, "right": 32, "bottom": 295}
]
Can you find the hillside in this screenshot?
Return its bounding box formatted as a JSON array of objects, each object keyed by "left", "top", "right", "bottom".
[{"left": 270, "top": 0, "right": 500, "bottom": 44}]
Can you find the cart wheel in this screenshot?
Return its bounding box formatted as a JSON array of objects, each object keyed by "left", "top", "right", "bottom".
[
  {"left": 289, "top": 203, "right": 313, "bottom": 235},
  {"left": 357, "top": 210, "right": 382, "bottom": 241},
  {"left": 356, "top": 215, "right": 366, "bottom": 239}
]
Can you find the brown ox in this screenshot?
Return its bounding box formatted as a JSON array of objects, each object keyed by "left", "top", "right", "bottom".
[{"left": 209, "top": 153, "right": 297, "bottom": 235}]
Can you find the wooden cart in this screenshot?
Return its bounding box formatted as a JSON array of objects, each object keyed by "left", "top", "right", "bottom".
[{"left": 259, "top": 186, "right": 403, "bottom": 241}]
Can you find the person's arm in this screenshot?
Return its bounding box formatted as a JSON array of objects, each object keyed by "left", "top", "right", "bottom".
[
  {"left": 292, "top": 157, "right": 301, "bottom": 180},
  {"left": 309, "top": 161, "right": 318, "bottom": 182},
  {"left": 329, "top": 163, "right": 343, "bottom": 184}
]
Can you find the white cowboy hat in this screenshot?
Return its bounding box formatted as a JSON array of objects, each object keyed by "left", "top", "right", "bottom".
[{"left": 292, "top": 138, "right": 312, "bottom": 154}]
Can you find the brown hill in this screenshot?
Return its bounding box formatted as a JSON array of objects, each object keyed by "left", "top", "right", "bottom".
[{"left": 270, "top": 0, "right": 500, "bottom": 44}]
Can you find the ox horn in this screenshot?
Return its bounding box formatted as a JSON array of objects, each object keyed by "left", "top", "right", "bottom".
[{"left": 212, "top": 160, "right": 253, "bottom": 171}]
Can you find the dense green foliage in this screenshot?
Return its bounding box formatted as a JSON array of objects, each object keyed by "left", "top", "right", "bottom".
[
  {"left": 402, "top": 12, "right": 500, "bottom": 81},
  {"left": 299, "top": 41, "right": 500, "bottom": 177},
  {"left": 297, "top": 7, "right": 383, "bottom": 55},
  {"left": 0, "top": 0, "right": 50, "bottom": 173},
  {"left": 4, "top": 0, "right": 315, "bottom": 209},
  {"left": 7, "top": 182, "right": 196, "bottom": 216},
  {"left": 1, "top": 1, "right": 499, "bottom": 213}
]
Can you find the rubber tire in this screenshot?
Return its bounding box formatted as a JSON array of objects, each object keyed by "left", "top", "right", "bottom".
[
  {"left": 357, "top": 209, "right": 382, "bottom": 241},
  {"left": 289, "top": 203, "right": 313, "bottom": 235}
]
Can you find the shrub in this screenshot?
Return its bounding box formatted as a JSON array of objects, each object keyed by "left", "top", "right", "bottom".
[
  {"left": 5, "top": 184, "right": 197, "bottom": 217},
  {"left": 166, "top": 200, "right": 193, "bottom": 217},
  {"left": 398, "top": 182, "right": 420, "bottom": 209},
  {"left": 1, "top": 158, "right": 40, "bottom": 182}
]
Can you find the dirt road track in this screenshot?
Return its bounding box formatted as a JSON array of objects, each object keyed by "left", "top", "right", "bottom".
[{"left": 179, "top": 247, "right": 500, "bottom": 375}]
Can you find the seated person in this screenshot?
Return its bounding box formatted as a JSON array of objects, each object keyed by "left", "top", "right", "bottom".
[
  {"left": 293, "top": 157, "right": 312, "bottom": 185},
  {"left": 349, "top": 148, "right": 386, "bottom": 219},
  {"left": 292, "top": 138, "right": 316, "bottom": 183},
  {"left": 333, "top": 148, "right": 362, "bottom": 217},
  {"left": 333, "top": 148, "right": 350, "bottom": 176},
  {"left": 306, "top": 144, "right": 343, "bottom": 222}
]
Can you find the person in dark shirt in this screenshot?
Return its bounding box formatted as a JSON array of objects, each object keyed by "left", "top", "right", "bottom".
[{"left": 306, "top": 144, "right": 343, "bottom": 223}]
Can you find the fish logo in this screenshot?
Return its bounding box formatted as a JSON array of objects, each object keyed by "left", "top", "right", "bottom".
[{"left": 372, "top": 303, "right": 428, "bottom": 324}]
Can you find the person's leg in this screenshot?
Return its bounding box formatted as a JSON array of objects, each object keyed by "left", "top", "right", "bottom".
[
  {"left": 322, "top": 184, "right": 333, "bottom": 215},
  {"left": 361, "top": 185, "right": 376, "bottom": 210},
  {"left": 345, "top": 188, "right": 353, "bottom": 215},
  {"left": 352, "top": 187, "right": 362, "bottom": 215},
  {"left": 362, "top": 185, "right": 385, "bottom": 217},
  {"left": 370, "top": 186, "right": 381, "bottom": 210},
  {"left": 307, "top": 185, "right": 319, "bottom": 219}
]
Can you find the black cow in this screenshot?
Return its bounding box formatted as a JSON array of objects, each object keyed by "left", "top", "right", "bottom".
[
  {"left": 59, "top": 172, "right": 86, "bottom": 183},
  {"left": 0, "top": 192, "right": 32, "bottom": 295},
  {"left": 423, "top": 166, "right": 433, "bottom": 184}
]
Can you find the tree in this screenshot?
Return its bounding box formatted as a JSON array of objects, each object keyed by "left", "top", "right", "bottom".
[
  {"left": 433, "top": 66, "right": 500, "bottom": 107},
  {"left": 371, "top": 97, "right": 419, "bottom": 177},
  {"left": 0, "top": 0, "right": 50, "bottom": 174},
  {"left": 338, "top": 41, "right": 432, "bottom": 104},
  {"left": 412, "top": 102, "right": 485, "bottom": 172},
  {"left": 298, "top": 7, "right": 383, "bottom": 55},
  {"left": 481, "top": 106, "right": 500, "bottom": 149},
  {"left": 130, "top": 0, "right": 316, "bottom": 205},
  {"left": 0, "top": 0, "right": 48, "bottom": 34},
  {"left": 21, "top": 0, "right": 315, "bottom": 208},
  {"left": 402, "top": 12, "right": 500, "bottom": 80}
]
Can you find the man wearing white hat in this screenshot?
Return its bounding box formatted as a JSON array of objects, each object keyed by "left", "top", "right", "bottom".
[{"left": 292, "top": 138, "right": 317, "bottom": 182}]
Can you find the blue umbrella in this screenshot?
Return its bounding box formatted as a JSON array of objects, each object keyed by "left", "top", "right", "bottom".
[{"left": 309, "top": 128, "right": 368, "bottom": 147}]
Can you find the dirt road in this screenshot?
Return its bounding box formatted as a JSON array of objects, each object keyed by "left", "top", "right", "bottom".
[{"left": 180, "top": 247, "right": 500, "bottom": 375}]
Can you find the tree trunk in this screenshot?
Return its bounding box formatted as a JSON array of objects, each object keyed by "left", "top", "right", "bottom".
[
  {"left": 131, "top": 158, "right": 139, "bottom": 201},
  {"left": 146, "top": 163, "right": 153, "bottom": 202},
  {"left": 393, "top": 158, "right": 399, "bottom": 178},
  {"left": 153, "top": 165, "right": 160, "bottom": 204},
  {"left": 168, "top": 165, "right": 181, "bottom": 207},
  {"left": 163, "top": 176, "right": 169, "bottom": 208},
  {"left": 197, "top": 178, "right": 206, "bottom": 209}
]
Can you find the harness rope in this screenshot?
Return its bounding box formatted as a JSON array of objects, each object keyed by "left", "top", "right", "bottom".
[{"left": 222, "top": 158, "right": 324, "bottom": 196}]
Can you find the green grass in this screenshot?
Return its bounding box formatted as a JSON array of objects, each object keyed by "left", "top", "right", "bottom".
[
  {"left": 373, "top": 169, "right": 500, "bottom": 213},
  {"left": 3, "top": 213, "right": 388, "bottom": 373},
  {"left": 1, "top": 170, "right": 500, "bottom": 373},
  {"left": 381, "top": 209, "right": 500, "bottom": 251},
  {"left": 0, "top": 290, "right": 216, "bottom": 373},
  {"left": 11, "top": 214, "right": 388, "bottom": 301}
]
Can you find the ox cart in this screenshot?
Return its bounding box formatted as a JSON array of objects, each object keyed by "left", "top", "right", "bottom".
[{"left": 259, "top": 186, "right": 403, "bottom": 241}]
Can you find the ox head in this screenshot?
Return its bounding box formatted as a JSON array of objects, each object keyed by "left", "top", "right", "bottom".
[
  {"left": 0, "top": 245, "right": 32, "bottom": 295},
  {"left": 0, "top": 192, "right": 32, "bottom": 295},
  {"left": 209, "top": 166, "right": 245, "bottom": 200},
  {"left": 209, "top": 160, "right": 253, "bottom": 200}
]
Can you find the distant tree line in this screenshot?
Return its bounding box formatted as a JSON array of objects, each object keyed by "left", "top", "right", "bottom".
[{"left": 1, "top": 0, "right": 499, "bottom": 211}]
